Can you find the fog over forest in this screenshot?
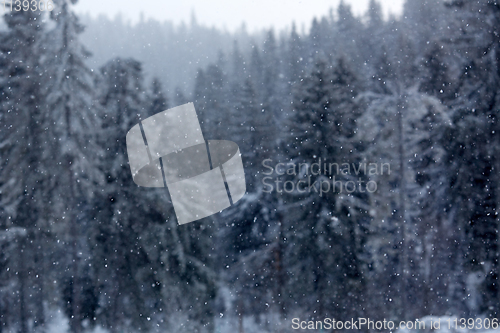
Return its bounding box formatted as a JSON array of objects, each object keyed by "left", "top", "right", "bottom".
[{"left": 1, "top": 0, "right": 500, "bottom": 332}]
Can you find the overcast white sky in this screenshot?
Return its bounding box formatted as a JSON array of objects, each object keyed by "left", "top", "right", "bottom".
[{"left": 74, "top": 0, "right": 404, "bottom": 32}]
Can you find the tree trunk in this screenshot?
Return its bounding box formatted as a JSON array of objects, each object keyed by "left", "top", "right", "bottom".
[
  {"left": 68, "top": 154, "right": 81, "bottom": 333},
  {"left": 397, "top": 94, "right": 408, "bottom": 321},
  {"left": 274, "top": 198, "right": 286, "bottom": 333},
  {"left": 34, "top": 229, "right": 45, "bottom": 332},
  {"left": 18, "top": 235, "right": 28, "bottom": 333},
  {"left": 238, "top": 298, "right": 244, "bottom": 333}
]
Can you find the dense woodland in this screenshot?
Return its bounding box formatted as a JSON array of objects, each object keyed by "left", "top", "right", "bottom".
[{"left": 0, "top": 0, "right": 500, "bottom": 332}]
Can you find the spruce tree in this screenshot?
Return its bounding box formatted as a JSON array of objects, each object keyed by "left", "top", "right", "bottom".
[
  {"left": 44, "top": 1, "right": 103, "bottom": 331},
  {"left": 148, "top": 77, "right": 169, "bottom": 117},
  {"left": 356, "top": 85, "right": 451, "bottom": 319},
  {"left": 0, "top": 9, "right": 47, "bottom": 333},
  {"left": 286, "top": 57, "right": 366, "bottom": 319},
  {"left": 445, "top": 0, "right": 500, "bottom": 314}
]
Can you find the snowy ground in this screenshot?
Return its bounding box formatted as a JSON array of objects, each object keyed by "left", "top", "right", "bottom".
[{"left": 34, "top": 310, "right": 500, "bottom": 333}]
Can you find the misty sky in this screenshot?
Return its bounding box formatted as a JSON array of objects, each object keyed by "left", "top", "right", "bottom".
[{"left": 75, "top": 0, "right": 404, "bottom": 32}]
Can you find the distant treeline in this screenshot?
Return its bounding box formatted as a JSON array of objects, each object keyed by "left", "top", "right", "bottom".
[{"left": 0, "top": 0, "right": 499, "bottom": 333}]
